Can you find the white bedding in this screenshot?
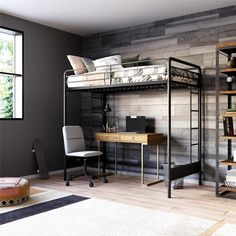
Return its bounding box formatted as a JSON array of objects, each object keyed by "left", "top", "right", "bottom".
[{"left": 67, "top": 65, "right": 167, "bottom": 88}]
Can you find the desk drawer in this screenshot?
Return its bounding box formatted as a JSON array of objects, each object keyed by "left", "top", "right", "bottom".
[
  {"left": 120, "top": 134, "right": 147, "bottom": 143},
  {"left": 95, "top": 133, "right": 120, "bottom": 142}
]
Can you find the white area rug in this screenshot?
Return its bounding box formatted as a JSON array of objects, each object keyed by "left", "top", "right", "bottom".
[
  {"left": 0, "top": 197, "right": 217, "bottom": 236},
  {"left": 212, "top": 223, "right": 236, "bottom": 236}
]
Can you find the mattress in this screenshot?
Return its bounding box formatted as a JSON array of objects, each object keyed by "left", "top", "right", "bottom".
[{"left": 67, "top": 65, "right": 167, "bottom": 88}]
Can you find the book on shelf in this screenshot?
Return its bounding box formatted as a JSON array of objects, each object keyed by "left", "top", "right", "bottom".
[
  {"left": 225, "top": 170, "right": 236, "bottom": 188},
  {"left": 225, "top": 180, "right": 236, "bottom": 188},
  {"left": 223, "top": 117, "right": 234, "bottom": 136},
  {"left": 226, "top": 176, "right": 236, "bottom": 181}
]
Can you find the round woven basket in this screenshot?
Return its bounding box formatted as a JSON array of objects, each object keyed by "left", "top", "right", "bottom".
[{"left": 0, "top": 178, "right": 30, "bottom": 207}]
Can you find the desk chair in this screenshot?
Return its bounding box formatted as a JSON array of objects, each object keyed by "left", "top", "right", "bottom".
[{"left": 62, "top": 126, "right": 107, "bottom": 187}]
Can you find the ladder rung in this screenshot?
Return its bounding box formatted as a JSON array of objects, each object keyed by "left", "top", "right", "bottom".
[
  {"left": 191, "top": 91, "right": 199, "bottom": 95},
  {"left": 191, "top": 143, "right": 199, "bottom": 146},
  {"left": 191, "top": 127, "right": 199, "bottom": 130},
  {"left": 191, "top": 110, "right": 199, "bottom": 112}
]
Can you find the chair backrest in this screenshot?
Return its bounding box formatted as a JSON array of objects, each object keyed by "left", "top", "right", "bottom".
[{"left": 62, "top": 126, "right": 86, "bottom": 155}]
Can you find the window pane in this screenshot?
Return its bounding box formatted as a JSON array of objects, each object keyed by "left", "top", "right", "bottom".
[
  {"left": 0, "top": 33, "right": 14, "bottom": 73},
  {"left": 15, "top": 34, "right": 23, "bottom": 75},
  {"left": 0, "top": 27, "right": 23, "bottom": 119},
  {"left": 14, "top": 76, "right": 23, "bottom": 118},
  {"left": 0, "top": 75, "right": 14, "bottom": 118}
]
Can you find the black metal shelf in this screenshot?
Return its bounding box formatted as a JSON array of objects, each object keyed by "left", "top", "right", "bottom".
[
  {"left": 216, "top": 42, "right": 236, "bottom": 198},
  {"left": 216, "top": 41, "right": 236, "bottom": 54}
]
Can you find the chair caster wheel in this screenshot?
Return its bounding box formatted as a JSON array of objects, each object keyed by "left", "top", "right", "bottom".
[
  {"left": 66, "top": 181, "right": 70, "bottom": 186},
  {"left": 89, "top": 182, "right": 94, "bottom": 187},
  {"left": 103, "top": 178, "right": 108, "bottom": 183}
]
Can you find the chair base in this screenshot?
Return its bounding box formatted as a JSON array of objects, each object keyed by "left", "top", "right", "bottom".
[
  {"left": 65, "top": 157, "right": 109, "bottom": 187},
  {"left": 92, "top": 173, "right": 110, "bottom": 183},
  {"left": 66, "top": 173, "right": 108, "bottom": 187}
]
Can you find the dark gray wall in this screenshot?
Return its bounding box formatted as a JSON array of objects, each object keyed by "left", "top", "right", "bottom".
[
  {"left": 0, "top": 13, "right": 81, "bottom": 177},
  {"left": 1, "top": 6, "right": 236, "bottom": 181},
  {"left": 80, "top": 6, "right": 236, "bottom": 182}
]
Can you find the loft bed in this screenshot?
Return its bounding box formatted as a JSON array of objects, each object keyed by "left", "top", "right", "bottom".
[{"left": 63, "top": 56, "right": 202, "bottom": 198}]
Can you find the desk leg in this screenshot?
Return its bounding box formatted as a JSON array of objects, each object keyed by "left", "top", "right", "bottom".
[
  {"left": 157, "top": 144, "right": 159, "bottom": 179},
  {"left": 146, "top": 144, "right": 163, "bottom": 186},
  {"left": 97, "top": 141, "right": 100, "bottom": 177},
  {"left": 141, "top": 143, "right": 144, "bottom": 184},
  {"left": 115, "top": 142, "right": 117, "bottom": 174}
]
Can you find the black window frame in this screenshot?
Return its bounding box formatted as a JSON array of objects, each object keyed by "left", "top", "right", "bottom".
[{"left": 0, "top": 26, "right": 24, "bottom": 120}]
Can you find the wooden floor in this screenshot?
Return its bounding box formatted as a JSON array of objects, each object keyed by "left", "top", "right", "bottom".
[{"left": 30, "top": 174, "right": 236, "bottom": 226}]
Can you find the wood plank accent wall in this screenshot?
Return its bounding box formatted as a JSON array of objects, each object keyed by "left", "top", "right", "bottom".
[{"left": 79, "top": 6, "right": 236, "bottom": 182}]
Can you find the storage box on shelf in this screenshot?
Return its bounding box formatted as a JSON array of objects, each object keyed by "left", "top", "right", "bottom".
[{"left": 216, "top": 41, "right": 236, "bottom": 197}]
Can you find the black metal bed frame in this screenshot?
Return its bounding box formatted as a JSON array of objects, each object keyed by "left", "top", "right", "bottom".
[{"left": 63, "top": 57, "right": 202, "bottom": 198}]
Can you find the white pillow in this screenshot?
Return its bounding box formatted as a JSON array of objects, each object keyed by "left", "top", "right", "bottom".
[
  {"left": 94, "top": 55, "right": 123, "bottom": 71},
  {"left": 81, "top": 57, "right": 96, "bottom": 72},
  {"left": 67, "top": 55, "right": 87, "bottom": 75}
]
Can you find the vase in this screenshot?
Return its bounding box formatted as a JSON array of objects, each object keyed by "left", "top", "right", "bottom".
[{"left": 227, "top": 57, "right": 236, "bottom": 68}]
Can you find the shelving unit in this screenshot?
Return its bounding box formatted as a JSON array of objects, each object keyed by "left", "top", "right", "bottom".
[
  {"left": 220, "top": 160, "right": 236, "bottom": 166},
  {"left": 216, "top": 41, "right": 236, "bottom": 197},
  {"left": 220, "top": 136, "right": 236, "bottom": 141},
  {"left": 220, "top": 68, "right": 236, "bottom": 75},
  {"left": 219, "top": 185, "right": 236, "bottom": 193},
  {"left": 221, "top": 112, "right": 236, "bottom": 117},
  {"left": 220, "top": 90, "right": 236, "bottom": 95}
]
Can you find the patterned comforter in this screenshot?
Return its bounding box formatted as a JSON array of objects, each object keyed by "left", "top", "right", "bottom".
[
  {"left": 67, "top": 64, "right": 199, "bottom": 88},
  {"left": 67, "top": 65, "right": 167, "bottom": 88}
]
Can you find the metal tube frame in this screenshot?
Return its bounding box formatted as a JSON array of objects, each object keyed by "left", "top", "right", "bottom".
[
  {"left": 63, "top": 71, "right": 67, "bottom": 126},
  {"left": 227, "top": 82, "right": 232, "bottom": 171},
  {"left": 215, "top": 49, "right": 220, "bottom": 197},
  {"left": 63, "top": 72, "right": 67, "bottom": 181},
  {"left": 198, "top": 68, "right": 202, "bottom": 185},
  {"left": 63, "top": 57, "right": 202, "bottom": 198},
  {"left": 168, "top": 57, "right": 202, "bottom": 198},
  {"left": 167, "top": 58, "right": 172, "bottom": 198},
  {"left": 215, "top": 49, "right": 233, "bottom": 197}
]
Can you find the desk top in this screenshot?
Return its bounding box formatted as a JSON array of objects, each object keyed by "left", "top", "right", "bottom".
[{"left": 95, "top": 132, "right": 163, "bottom": 144}]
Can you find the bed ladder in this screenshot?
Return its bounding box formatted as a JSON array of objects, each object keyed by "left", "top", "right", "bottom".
[
  {"left": 190, "top": 88, "right": 199, "bottom": 162},
  {"left": 190, "top": 87, "right": 201, "bottom": 184}
]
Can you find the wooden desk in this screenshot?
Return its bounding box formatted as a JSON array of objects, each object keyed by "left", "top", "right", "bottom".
[{"left": 95, "top": 132, "right": 163, "bottom": 186}]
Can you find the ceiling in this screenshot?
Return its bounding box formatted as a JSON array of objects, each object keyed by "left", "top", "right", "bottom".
[{"left": 1, "top": 0, "right": 236, "bottom": 36}]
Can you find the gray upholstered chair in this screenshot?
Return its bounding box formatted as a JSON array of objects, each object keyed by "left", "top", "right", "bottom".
[{"left": 62, "top": 126, "right": 107, "bottom": 187}]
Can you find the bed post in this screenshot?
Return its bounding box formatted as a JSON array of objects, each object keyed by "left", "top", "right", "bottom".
[
  {"left": 215, "top": 49, "right": 220, "bottom": 197},
  {"left": 198, "top": 67, "right": 202, "bottom": 185},
  {"left": 168, "top": 58, "right": 172, "bottom": 198},
  {"left": 63, "top": 71, "right": 67, "bottom": 181},
  {"left": 63, "top": 71, "right": 67, "bottom": 126}
]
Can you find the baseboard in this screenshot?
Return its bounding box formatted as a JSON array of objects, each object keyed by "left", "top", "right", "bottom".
[
  {"left": 23, "top": 166, "right": 81, "bottom": 180},
  {"left": 24, "top": 167, "right": 215, "bottom": 187}
]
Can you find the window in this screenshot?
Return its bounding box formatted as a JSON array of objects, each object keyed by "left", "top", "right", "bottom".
[{"left": 0, "top": 27, "right": 23, "bottom": 119}]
